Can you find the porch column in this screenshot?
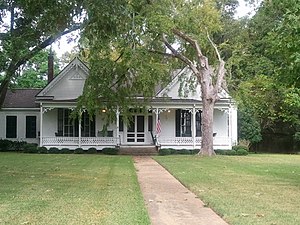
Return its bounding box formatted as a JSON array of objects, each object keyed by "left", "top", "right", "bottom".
[
  {"left": 40, "top": 103, "right": 43, "bottom": 147},
  {"left": 192, "top": 104, "right": 196, "bottom": 149},
  {"left": 228, "top": 107, "right": 232, "bottom": 147},
  {"left": 155, "top": 108, "right": 159, "bottom": 135},
  {"left": 116, "top": 106, "right": 120, "bottom": 145},
  {"left": 78, "top": 110, "right": 82, "bottom": 148}
]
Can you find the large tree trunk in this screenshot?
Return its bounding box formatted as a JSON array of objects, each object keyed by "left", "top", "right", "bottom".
[{"left": 199, "top": 97, "right": 216, "bottom": 156}]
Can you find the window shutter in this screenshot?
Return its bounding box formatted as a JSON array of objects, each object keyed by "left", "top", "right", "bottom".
[
  {"left": 6, "top": 116, "right": 17, "bottom": 138},
  {"left": 26, "top": 116, "right": 36, "bottom": 138},
  {"left": 175, "top": 109, "right": 181, "bottom": 137}
]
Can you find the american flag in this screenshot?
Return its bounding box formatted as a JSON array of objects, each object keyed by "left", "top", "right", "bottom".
[{"left": 156, "top": 116, "right": 161, "bottom": 134}]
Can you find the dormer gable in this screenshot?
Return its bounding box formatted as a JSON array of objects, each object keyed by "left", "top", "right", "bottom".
[
  {"left": 156, "top": 67, "right": 231, "bottom": 100},
  {"left": 36, "top": 57, "right": 89, "bottom": 101}
]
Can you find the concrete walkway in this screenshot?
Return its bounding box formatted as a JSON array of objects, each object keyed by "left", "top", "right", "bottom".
[{"left": 134, "top": 156, "right": 229, "bottom": 225}]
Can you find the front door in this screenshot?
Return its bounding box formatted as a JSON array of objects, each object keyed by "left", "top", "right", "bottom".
[{"left": 126, "top": 115, "right": 145, "bottom": 143}]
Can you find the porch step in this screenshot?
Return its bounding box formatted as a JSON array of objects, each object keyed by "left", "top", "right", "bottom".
[{"left": 119, "top": 146, "right": 158, "bottom": 156}]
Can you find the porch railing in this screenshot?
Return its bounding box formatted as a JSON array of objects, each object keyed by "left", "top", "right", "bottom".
[
  {"left": 42, "top": 137, "right": 118, "bottom": 146},
  {"left": 158, "top": 136, "right": 231, "bottom": 146}
]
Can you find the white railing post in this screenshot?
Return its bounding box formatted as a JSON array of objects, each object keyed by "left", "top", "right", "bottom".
[
  {"left": 78, "top": 110, "right": 82, "bottom": 148},
  {"left": 116, "top": 106, "right": 120, "bottom": 146},
  {"left": 192, "top": 104, "right": 196, "bottom": 149},
  {"left": 40, "top": 104, "right": 43, "bottom": 147}
]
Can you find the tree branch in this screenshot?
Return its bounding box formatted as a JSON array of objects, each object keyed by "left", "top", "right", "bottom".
[
  {"left": 148, "top": 49, "right": 176, "bottom": 58},
  {"left": 162, "top": 33, "right": 199, "bottom": 75},
  {"left": 206, "top": 32, "right": 225, "bottom": 95},
  {"left": 207, "top": 31, "right": 221, "bottom": 62}
]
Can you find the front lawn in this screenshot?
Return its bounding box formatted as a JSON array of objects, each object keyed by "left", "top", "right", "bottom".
[
  {"left": 0, "top": 153, "right": 150, "bottom": 225},
  {"left": 154, "top": 154, "right": 300, "bottom": 225}
]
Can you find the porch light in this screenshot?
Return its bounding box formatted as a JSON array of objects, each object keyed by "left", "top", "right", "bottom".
[
  {"left": 167, "top": 109, "right": 171, "bottom": 113},
  {"left": 101, "top": 109, "right": 106, "bottom": 113}
]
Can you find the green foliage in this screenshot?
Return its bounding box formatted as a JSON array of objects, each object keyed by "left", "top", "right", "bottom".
[
  {"left": 87, "top": 147, "right": 98, "bottom": 154},
  {"left": 60, "top": 148, "right": 72, "bottom": 154},
  {"left": 237, "top": 108, "right": 262, "bottom": 145},
  {"left": 74, "top": 148, "right": 84, "bottom": 154},
  {"left": 158, "top": 148, "right": 172, "bottom": 156},
  {"left": 0, "top": 0, "right": 85, "bottom": 107},
  {"left": 236, "top": 149, "right": 249, "bottom": 156},
  {"left": 15, "top": 50, "right": 60, "bottom": 88},
  {"left": 23, "top": 144, "right": 38, "bottom": 153},
  {"left": 229, "top": 0, "right": 300, "bottom": 145},
  {"left": 102, "top": 147, "right": 119, "bottom": 155},
  {"left": 79, "top": 0, "right": 228, "bottom": 121},
  {"left": 159, "top": 148, "right": 200, "bottom": 155},
  {"left": 48, "top": 147, "right": 60, "bottom": 154},
  {"left": 215, "top": 149, "right": 236, "bottom": 155},
  {"left": 215, "top": 148, "right": 248, "bottom": 156},
  {"left": 37, "top": 146, "right": 48, "bottom": 154},
  {"left": 0, "top": 140, "right": 27, "bottom": 152},
  {"left": 232, "top": 145, "right": 248, "bottom": 152},
  {"left": 0, "top": 140, "right": 14, "bottom": 151}
]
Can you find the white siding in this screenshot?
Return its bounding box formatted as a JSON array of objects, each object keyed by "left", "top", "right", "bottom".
[
  {"left": 0, "top": 110, "right": 40, "bottom": 144},
  {"left": 46, "top": 66, "right": 86, "bottom": 100},
  {"left": 43, "top": 109, "right": 57, "bottom": 136}
]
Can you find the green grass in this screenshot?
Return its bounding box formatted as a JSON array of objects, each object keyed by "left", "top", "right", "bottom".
[
  {"left": 154, "top": 154, "right": 300, "bottom": 225},
  {"left": 0, "top": 153, "right": 150, "bottom": 225}
]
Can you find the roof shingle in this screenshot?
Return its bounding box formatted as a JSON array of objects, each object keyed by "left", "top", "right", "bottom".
[{"left": 3, "top": 89, "right": 41, "bottom": 108}]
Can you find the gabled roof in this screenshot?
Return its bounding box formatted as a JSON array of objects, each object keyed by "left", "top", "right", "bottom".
[
  {"left": 155, "top": 66, "right": 231, "bottom": 100},
  {"left": 36, "top": 57, "right": 89, "bottom": 101},
  {"left": 3, "top": 89, "right": 41, "bottom": 108}
]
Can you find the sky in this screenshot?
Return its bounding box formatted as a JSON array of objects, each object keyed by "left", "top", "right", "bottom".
[{"left": 53, "top": 0, "right": 258, "bottom": 57}]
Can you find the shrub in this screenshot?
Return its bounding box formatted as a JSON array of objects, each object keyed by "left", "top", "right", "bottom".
[
  {"left": 226, "top": 150, "right": 237, "bottom": 155},
  {"left": 15, "top": 141, "right": 27, "bottom": 151},
  {"left": 48, "top": 147, "right": 60, "bottom": 154},
  {"left": 215, "top": 149, "right": 226, "bottom": 155},
  {"left": 159, "top": 148, "right": 172, "bottom": 155},
  {"left": 38, "top": 147, "right": 48, "bottom": 154},
  {"left": 102, "top": 147, "right": 119, "bottom": 155},
  {"left": 61, "top": 148, "right": 72, "bottom": 154},
  {"left": 178, "top": 149, "right": 194, "bottom": 155},
  {"left": 23, "top": 143, "right": 38, "bottom": 153},
  {"left": 232, "top": 145, "right": 249, "bottom": 152},
  {"left": 192, "top": 149, "right": 200, "bottom": 154},
  {"left": 215, "top": 150, "right": 237, "bottom": 155},
  {"left": 236, "top": 149, "right": 249, "bottom": 155},
  {"left": 74, "top": 148, "right": 84, "bottom": 154},
  {"left": 87, "top": 147, "right": 97, "bottom": 154},
  {"left": 0, "top": 140, "right": 13, "bottom": 151}
]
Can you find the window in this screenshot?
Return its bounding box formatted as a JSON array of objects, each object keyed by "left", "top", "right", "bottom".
[
  {"left": 6, "top": 116, "right": 17, "bottom": 138},
  {"left": 119, "top": 115, "right": 124, "bottom": 132},
  {"left": 57, "top": 109, "right": 95, "bottom": 137},
  {"left": 26, "top": 116, "right": 36, "bottom": 138},
  {"left": 175, "top": 109, "right": 201, "bottom": 137},
  {"left": 148, "top": 115, "right": 153, "bottom": 131},
  {"left": 196, "top": 111, "right": 201, "bottom": 137},
  {"left": 81, "top": 111, "right": 95, "bottom": 137}
]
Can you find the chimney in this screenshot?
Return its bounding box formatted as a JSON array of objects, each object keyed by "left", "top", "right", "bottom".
[{"left": 48, "top": 49, "right": 54, "bottom": 83}]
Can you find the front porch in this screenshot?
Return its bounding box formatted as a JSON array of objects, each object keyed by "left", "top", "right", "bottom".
[{"left": 39, "top": 103, "right": 237, "bottom": 150}]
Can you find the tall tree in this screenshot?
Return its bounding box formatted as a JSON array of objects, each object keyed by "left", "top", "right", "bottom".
[
  {"left": 81, "top": 0, "right": 238, "bottom": 156},
  {"left": 14, "top": 49, "right": 60, "bottom": 88},
  {"left": 229, "top": 0, "right": 300, "bottom": 148},
  {"left": 0, "top": 0, "right": 85, "bottom": 107}
]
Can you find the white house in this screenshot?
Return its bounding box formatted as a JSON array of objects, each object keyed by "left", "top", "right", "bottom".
[{"left": 0, "top": 57, "right": 238, "bottom": 151}]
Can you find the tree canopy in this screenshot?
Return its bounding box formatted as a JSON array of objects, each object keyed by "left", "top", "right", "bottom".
[
  {"left": 78, "top": 0, "right": 239, "bottom": 155},
  {"left": 0, "top": 0, "right": 85, "bottom": 106}
]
